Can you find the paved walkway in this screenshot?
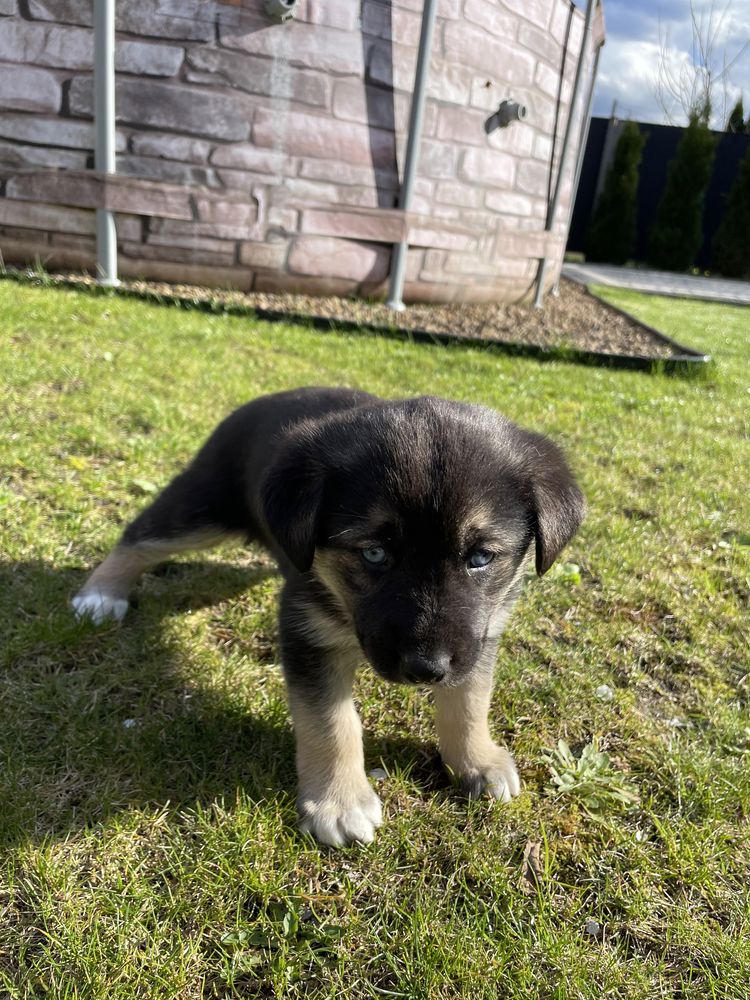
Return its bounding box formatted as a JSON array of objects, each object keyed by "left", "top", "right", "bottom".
[{"left": 562, "top": 262, "right": 750, "bottom": 306}]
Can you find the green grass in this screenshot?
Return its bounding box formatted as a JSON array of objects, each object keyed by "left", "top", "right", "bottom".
[{"left": 1, "top": 277, "right": 749, "bottom": 998}]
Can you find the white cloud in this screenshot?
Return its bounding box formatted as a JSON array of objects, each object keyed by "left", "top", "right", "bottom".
[
  {"left": 593, "top": 0, "right": 750, "bottom": 126},
  {"left": 594, "top": 38, "right": 682, "bottom": 123}
]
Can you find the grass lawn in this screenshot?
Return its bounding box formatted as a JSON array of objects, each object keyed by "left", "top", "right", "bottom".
[{"left": 1, "top": 277, "right": 749, "bottom": 998}]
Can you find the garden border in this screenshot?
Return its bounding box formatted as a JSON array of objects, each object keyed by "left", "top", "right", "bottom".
[{"left": 1, "top": 267, "right": 713, "bottom": 377}]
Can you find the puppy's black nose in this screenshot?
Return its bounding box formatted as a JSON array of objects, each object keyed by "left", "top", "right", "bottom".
[{"left": 400, "top": 652, "right": 450, "bottom": 684}]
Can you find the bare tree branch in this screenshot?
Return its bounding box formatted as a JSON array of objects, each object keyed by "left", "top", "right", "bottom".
[{"left": 651, "top": 0, "right": 749, "bottom": 125}]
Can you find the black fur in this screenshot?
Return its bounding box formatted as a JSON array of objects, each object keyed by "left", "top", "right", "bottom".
[
  {"left": 87, "top": 387, "right": 585, "bottom": 843},
  {"left": 121, "top": 387, "right": 584, "bottom": 687}
]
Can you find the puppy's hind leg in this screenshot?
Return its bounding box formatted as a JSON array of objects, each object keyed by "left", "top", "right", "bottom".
[{"left": 73, "top": 469, "right": 241, "bottom": 624}]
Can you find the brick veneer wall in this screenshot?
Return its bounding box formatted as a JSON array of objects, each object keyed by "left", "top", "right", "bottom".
[{"left": 0, "top": 0, "right": 603, "bottom": 303}]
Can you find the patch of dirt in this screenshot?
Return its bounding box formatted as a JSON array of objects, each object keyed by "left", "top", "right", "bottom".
[{"left": 20, "top": 270, "right": 682, "bottom": 359}]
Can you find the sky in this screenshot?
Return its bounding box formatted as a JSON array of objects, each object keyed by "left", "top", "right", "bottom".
[{"left": 590, "top": 0, "right": 750, "bottom": 127}]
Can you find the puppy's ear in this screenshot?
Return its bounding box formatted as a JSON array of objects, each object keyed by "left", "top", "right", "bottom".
[
  {"left": 522, "top": 431, "right": 586, "bottom": 576},
  {"left": 261, "top": 439, "right": 325, "bottom": 573}
]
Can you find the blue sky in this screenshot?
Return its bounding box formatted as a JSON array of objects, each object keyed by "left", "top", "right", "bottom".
[{"left": 590, "top": 0, "right": 750, "bottom": 126}]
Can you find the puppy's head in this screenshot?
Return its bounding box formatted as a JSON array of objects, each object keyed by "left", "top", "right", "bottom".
[{"left": 262, "top": 397, "right": 585, "bottom": 686}]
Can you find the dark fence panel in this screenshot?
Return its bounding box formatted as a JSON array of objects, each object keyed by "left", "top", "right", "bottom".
[
  {"left": 566, "top": 116, "right": 608, "bottom": 254},
  {"left": 700, "top": 130, "right": 750, "bottom": 269},
  {"left": 568, "top": 116, "right": 750, "bottom": 270}
]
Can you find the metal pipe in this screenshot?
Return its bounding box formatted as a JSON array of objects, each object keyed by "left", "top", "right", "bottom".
[
  {"left": 553, "top": 39, "right": 603, "bottom": 295},
  {"left": 534, "top": 0, "right": 597, "bottom": 309},
  {"left": 386, "top": 0, "right": 438, "bottom": 311},
  {"left": 94, "top": 0, "right": 119, "bottom": 286}
]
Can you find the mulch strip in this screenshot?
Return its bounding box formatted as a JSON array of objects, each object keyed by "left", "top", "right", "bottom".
[{"left": 3, "top": 267, "right": 711, "bottom": 372}]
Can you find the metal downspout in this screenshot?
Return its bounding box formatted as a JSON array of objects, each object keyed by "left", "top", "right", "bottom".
[
  {"left": 94, "top": 0, "right": 119, "bottom": 286},
  {"left": 386, "top": 0, "right": 438, "bottom": 311},
  {"left": 534, "top": 0, "right": 597, "bottom": 308},
  {"left": 553, "top": 38, "right": 603, "bottom": 295}
]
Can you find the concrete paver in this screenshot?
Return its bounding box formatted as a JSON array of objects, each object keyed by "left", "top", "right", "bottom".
[{"left": 562, "top": 262, "right": 750, "bottom": 306}]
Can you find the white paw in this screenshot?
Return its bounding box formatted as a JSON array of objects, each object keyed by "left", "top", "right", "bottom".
[
  {"left": 72, "top": 591, "right": 129, "bottom": 625},
  {"left": 298, "top": 783, "right": 383, "bottom": 847},
  {"left": 451, "top": 746, "right": 521, "bottom": 802}
]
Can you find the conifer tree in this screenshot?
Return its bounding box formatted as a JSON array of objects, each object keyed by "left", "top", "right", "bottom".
[
  {"left": 712, "top": 146, "right": 750, "bottom": 277},
  {"left": 726, "top": 97, "right": 746, "bottom": 133},
  {"left": 648, "top": 111, "right": 716, "bottom": 271}
]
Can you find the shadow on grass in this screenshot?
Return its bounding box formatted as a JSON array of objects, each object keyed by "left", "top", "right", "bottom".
[{"left": 0, "top": 557, "right": 435, "bottom": 849}]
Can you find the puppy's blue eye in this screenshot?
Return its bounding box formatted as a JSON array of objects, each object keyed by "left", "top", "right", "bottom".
[
  {"left": 362, "top": 545, "right": 387, "bottom": 566},
  {"left": 467, "top": 549, "right": 494, "bottom": 569}
]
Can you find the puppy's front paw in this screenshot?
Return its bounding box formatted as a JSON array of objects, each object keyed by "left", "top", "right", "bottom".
[
  {"left": 72, "top": 591, "right": 129, "bottom": 625},
  {"left": 448, "top": 744, "right": 521, "bottom": 803},
  {"left": 298, "top": 782, "right": 383, "bottom": 847}
]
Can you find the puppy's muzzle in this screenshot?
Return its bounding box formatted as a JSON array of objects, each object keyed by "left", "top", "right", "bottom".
[{"left": 399, "top": 651, "right": 450, "bottom": 685}]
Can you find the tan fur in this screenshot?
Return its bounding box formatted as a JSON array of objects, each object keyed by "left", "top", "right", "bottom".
[
  {"left": 311, "top": 550, "right": 356, "bottom": 620},
  {"left": 73, "top": 529, "right": 238, "bottom": 624},
  {"left": 485, "top": 550, "right": 533, "bottom": 639},
  {"left": 462, "top": 500, "right": 499, "bottom": 537},
  {"left": 434, "top": 655, "right": 520, "bottom": 802},
  {"left": 294, "top": 601, "right": 360, "bottom": 657},
  {"left": 82, "top": 529, "right": 234, "bottom": 597},
  {"left": 288, "top": 649, "right": 382, "bottom": 846}
]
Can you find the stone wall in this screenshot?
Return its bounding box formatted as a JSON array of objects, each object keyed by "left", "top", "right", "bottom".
[{"left": 0, "top": 0, "right": 603, "bottom": 302}]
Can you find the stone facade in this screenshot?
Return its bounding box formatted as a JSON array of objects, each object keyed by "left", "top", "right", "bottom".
[{"left": 0, "top": 0, "right": 603, "bottom": 302}]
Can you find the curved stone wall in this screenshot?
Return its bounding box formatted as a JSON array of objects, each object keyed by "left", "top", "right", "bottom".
[{"left": 0, "top": 0, "right": 603, "bottom": 303}]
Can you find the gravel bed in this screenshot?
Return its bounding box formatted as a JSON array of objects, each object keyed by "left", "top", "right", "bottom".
[{"left": 20, "top": 270, "right": 680, "bottom": 359}]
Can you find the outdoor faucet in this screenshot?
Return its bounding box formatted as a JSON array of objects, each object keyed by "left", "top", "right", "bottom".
[{"left": 484, "top": 100, "right": 528, "bottom": 134}]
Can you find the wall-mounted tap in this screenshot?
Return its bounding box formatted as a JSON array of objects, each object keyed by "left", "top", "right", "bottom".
[
  {"left": 484, "top": 99, "right": 528, "bottom": 134},
  {"left": 264, "top": 0, "right": 298, "bottom": 22}
]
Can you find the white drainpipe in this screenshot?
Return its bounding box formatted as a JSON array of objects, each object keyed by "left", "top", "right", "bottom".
[
  {"left": 94, "top": 0, "right": 119, "bottom": 286},
  {"left": 553, "top": 37, "right": 603, "bottom": 295},
  {"left": 386, "top": 0, "right": 438, "bottom": 311},
  {"left": 534, "top": 0, "right": 597, "bottom": 308}
]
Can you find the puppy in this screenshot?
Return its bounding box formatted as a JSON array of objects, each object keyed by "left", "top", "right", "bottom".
[{"left": 73, "top": 387, "right": 585, "bottom": 846}]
